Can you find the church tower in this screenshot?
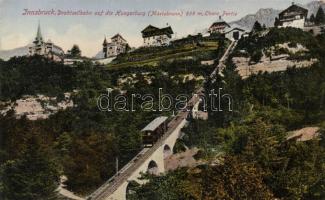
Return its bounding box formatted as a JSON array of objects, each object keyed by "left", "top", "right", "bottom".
[
  {"left": 34, "top": 22, "right": 43, "bottom": 43},
  {"left": 31, "top": 22, "right": 45, "bottom": 55},
  {"left": 103, "top": 36, "right": 108, "bottom": 58},
  {"left": 28, "top": 22, "right": 64, "bottom": 61}
]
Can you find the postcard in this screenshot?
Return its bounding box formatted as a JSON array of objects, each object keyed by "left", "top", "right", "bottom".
[{"left": 0, "top": 0, "right": 325, "bottom": 200}]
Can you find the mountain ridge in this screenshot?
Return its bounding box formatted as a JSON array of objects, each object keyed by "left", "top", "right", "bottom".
[
  {"left": 1, "top": 1, "right": 325, "bottom": 60},
  {"left": 0, "top": 46, "right": 29, "bottom": 61},
  {"left": 229, "top": 1, "right": 325, "bottom": 30}
]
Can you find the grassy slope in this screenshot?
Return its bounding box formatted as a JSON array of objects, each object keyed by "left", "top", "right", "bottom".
[{"left": 106, "top": 41, "right": 219, "bottom": 69}]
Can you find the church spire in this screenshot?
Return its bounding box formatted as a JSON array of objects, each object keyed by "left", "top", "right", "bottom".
[
  {"left": 103, "top": 35, "right": 108, "bottom": 45},
  {"left": 35, "top": 21, "right": 43, "bottom": 42}
]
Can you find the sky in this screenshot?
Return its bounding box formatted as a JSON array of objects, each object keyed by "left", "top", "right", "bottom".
[{"left": 0, "top": 0, "right": 317, "bottom": 57}]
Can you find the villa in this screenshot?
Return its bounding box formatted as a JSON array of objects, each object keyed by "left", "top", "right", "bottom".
[
  {"left": 102, "top": 34, "right": 129, "bottom": 58},
  {"left": 208, "top": 16, "right": 231, "bottom": 34},
  {"left": 276, "top": 3, "right": 308, "bottom": 29},
  {"left": 141, "top": 25, "right": 174, "bottom": 46}
]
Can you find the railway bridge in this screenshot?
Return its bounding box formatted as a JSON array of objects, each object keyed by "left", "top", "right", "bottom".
[
  {"left": 87, "top": 96, "right": 201, "bottom": 200},
  {"left": 87, "top": 40, "right": 237, "bottom": 200}
]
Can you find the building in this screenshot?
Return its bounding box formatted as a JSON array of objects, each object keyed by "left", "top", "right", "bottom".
[
  {"left": 276, "top": 3, "right": 308, "bottom": 29},
  {"left": 208, "top": 16, "right": 231, "bottom": 34},
  {"left": 141, "top": 25, "right": 174, "bottom": 46},
  {"left": 28, "top": 23, "right": 64, "bottom": 61},
  {"left": 225, "top": 27, "right": 247, "bottom": 41},
  {"left": 102, "top": 34, "right": 129, "bottom": 58}
]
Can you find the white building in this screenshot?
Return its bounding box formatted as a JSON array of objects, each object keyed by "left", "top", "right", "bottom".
[
  {"left": 276, "top": 3, "right": 308, "bottom": 29},
  {"left": 28, "top": 23, "right": 64, "bottom": 62},
  {"left": 141, "top": 25, "right": 174, "bottom": 47},
  {"left": 208, "top": 16, "right": 231, "bottom": 34},
  {"left": 225, "top": 27, "right": 246, "bottom": 41},
  {"left": 102, "top": 34, "right": 129, "bottom": 58},
  {"left": 224, "top": 25, "right": 249, "bottom": 41}
]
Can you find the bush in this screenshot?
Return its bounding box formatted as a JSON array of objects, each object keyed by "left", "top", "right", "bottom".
[
  {"left": 173, "top": 139, "right": 187, "bottom": 153},
  {"left": 250, "top": 50, "right": 263, "bottom": 64},
  {"left": 193, "top": 149, "right": 205, "bottom": 160}
]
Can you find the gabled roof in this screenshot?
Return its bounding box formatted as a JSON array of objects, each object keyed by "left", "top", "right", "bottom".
[
  {"left": 279, "top": 3, "right": 308, "bottom": 16},
  {"left": 141, "top": 116, "right": 168, "bottom": 132},
  {"left": 210, "top": 16, "right": 231, "bottom": 28},
  {"left": 141, "top": 25, "right": 174, "bottom": 37},
  {"left": 225, "top": 27, "right": 246, "bottom": 34},
  {"left": 160, "top": 26, "right": 173, "bottom": 34},
  {"left": 111, "top": 33, "right": 127, "bottom": 42},
  {"left": 224, "top": 24, "right": 249, "bottom": 34},
  {"left": 141, "top": 25, "right": 160, "bottom": 33}
]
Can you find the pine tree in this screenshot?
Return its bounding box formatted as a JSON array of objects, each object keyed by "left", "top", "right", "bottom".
[
  {"left": 310, "top": 14, "right": 315, "bottom": 23},
  {"left": 70, "top": 44, "right": 81, "bottom": 57},
  {"left": 252, "top": 21, "right": 263, "bottom": 32},
  {"left": 0, "top": 136, "right": 60, "bottom": 200},
  {"left": 274, "top": 17, "right": 280, "bottom": 27},
  {"left": 315, "top": 6, "right": 325, "bottom": 25}
]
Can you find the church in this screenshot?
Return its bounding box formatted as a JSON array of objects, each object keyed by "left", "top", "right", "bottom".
[
  {"left": 28, "top": 23, "right": 65, "bottom": 61},
  {"left": 276, "top": 3, "right": 308, "bottom": 29}
]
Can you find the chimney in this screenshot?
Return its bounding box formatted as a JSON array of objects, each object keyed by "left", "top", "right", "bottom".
[{"left": 219, "top": 16, "right": 222, "bottom": 20}]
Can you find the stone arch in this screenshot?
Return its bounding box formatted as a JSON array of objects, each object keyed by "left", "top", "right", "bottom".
[
  {"left": 163, "top": 144, "right": 172, "bottom": 158},
  {"left": 126, "top": 180, "right": 140, "bottom": 200},
  {"left": 147, "top": 160, "right": 159, "bottom": 175}
]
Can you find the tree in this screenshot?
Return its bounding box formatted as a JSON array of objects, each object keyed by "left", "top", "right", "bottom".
[
  {"left": 130, "top": 156, "right": 274, "bottom": 200},
  {"left": 63, "top": 132, "right": 119, "bottom": 193},
  {"left": 271, "top": 140, "right": 325, "bottom": 199},
  {"left": 274, "top": 17, "right": 280, "bottom": 27},
  {"left": 0, "top": 136, "right": 60, "bottom": 200},
  {"left": 250, "top": 50, "right": 263, "bottom": 64},
  {"left": 69, "top": 44, "right": 81, "bottom": 57},
  {"left": 197, "top": 156, "right": 274, "bottom": 200},
  {"left": 315, "top": 7, "right": 325, "bottom": 25},
  {"left": 310, "top": 14, "right": 316, "bottom": 23},
  {"left": 252, "top": 21, "right": 263, "bottom": 32}
]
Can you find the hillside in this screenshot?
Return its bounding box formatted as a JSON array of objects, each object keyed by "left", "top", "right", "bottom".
[
  {"left": 0, "top": 51, "right": 207, "bottom": 195},
  {"left": 128, "top": 28, "right": 325, "bottom": 200},
  {"left": 107, "top": 35, "right": 222, "bottom": 69},
  {"left": 232, "top": 27, "right": 320, "bottom": 78},
  {"left": 1, "top": 2, "right": 325, "bottom": 199}
]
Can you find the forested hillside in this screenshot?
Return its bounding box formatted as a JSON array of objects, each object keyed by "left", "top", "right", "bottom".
[
  {"left": 0, "top": 37, "right": 224, "bottom": 198},
  {"left": 128, "top": 29, "right": 325, "bottom": 200}
]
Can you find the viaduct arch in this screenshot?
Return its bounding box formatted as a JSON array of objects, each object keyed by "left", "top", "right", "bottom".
[{"left": 88, "top": 111, "right": 189, "bottom": 200}]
